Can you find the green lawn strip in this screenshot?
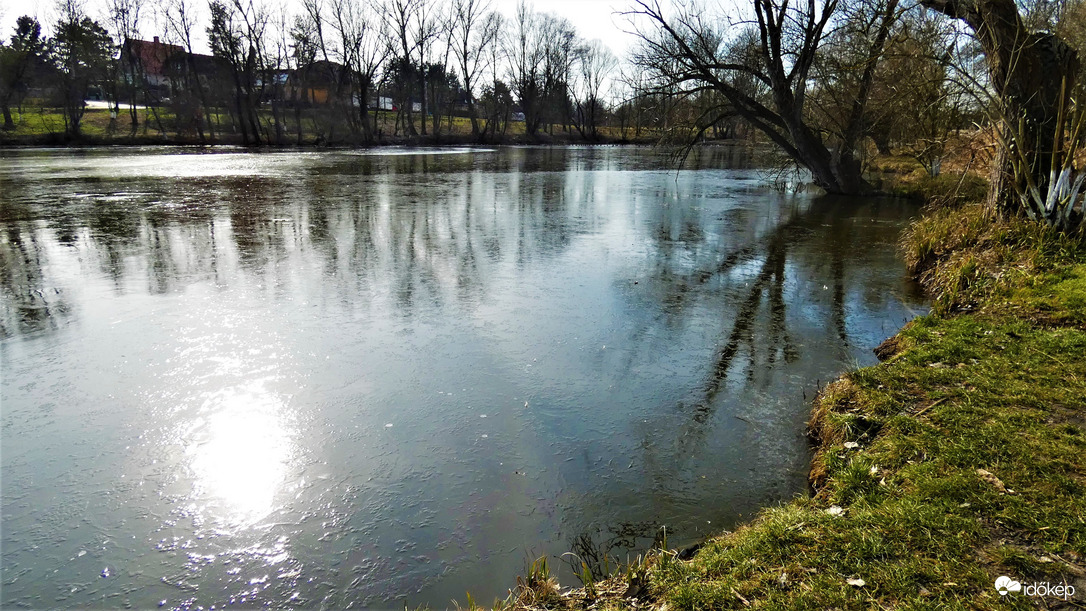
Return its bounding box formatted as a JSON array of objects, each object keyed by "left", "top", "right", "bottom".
[
  {"left": 651, "top": 307, "right": 1086, "bottom": 609},
  {"left": 3, "top": 106, "right": 653, "bottom": 144}
]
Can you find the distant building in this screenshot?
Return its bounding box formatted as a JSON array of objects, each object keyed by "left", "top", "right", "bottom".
[
  {"left": 284, "top": 60, "right": 352, "bottom": 106},
  {"left": 119, "top": 40, "right": 387, "bottom": 112},
  {"left": 121, "top": 37, "right": 185, "bottom": 100}
]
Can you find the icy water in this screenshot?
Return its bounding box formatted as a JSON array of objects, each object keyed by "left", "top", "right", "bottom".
[{"left": 0, "top": 146, "right": 924, "bottom": 609}]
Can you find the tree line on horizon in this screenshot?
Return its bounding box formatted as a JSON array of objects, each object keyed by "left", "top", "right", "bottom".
[
  {"left": 0, "top": 0, "right": 642, "bottom": 145},
  {"left": 0, "top": 0, "right": 1084, "bottom": 229}
]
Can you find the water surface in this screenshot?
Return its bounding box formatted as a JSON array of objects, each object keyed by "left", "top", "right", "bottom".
[{"left": 0, "top": 146, "right": 923, "bottom": 609}]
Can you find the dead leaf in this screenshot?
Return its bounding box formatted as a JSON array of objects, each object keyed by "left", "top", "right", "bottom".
[
  {"left": 976, "top": 468, "right": 1014, "bottom": 494},
  {"left": 730, "top": 588, "right": 750, "bottom": 606}
]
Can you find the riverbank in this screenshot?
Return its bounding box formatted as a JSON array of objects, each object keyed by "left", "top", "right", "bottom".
[
  {"left": 0, "top": 105, "right": 659, "bottom": 147},
  {"left": 0, "top": 128, "right": 660, "bottom": 148},
  {"left": 492, "top": 166, "right": 1086, "bottom": 610}
]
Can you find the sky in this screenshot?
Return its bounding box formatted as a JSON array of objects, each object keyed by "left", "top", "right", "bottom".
[{"left": 0, "top": 0, "right": 642, "bottom": 58}]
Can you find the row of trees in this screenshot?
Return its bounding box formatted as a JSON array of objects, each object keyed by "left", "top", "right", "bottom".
[
  {"left": 0, "top": 4, "right": 112, "bottom": 136},
  {"left": 0, "top": 0, "right": 632, "bottom": 144}
]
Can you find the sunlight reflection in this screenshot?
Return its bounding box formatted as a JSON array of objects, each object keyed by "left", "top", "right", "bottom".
[{"left": 188, "top": 381, "right": 293, "bottom": 525}]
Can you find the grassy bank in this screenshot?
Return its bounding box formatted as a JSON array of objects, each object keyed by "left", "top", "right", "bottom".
[
  {"left": 491, "top": 168, "right": 1086, "bottom": 610},
  {"left": 0, "top": 105, "right": 658, "bottom": 146}
]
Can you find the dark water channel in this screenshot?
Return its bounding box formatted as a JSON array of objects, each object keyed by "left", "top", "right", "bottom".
[{"left": 0, "top": 146, "right": 924, "bottom": 609}]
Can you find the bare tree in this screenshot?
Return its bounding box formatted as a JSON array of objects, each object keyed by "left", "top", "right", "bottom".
[
  {"left": 298, "top": 0, "right": 346, "bottom": 141},
  {"left": 207, "top": 0, "right": 267, "bottom": 143},
  {"left": 507, "top": 0, "right": 544, "bottom": 135},
  {"left": 328, "top": 0, "right": 387, "bottom": 141},
  {"left": 105, "top": 0, "right": 141, "bottom": 133},
  {"left": 538, "top": 12, "right": 579, "bottom": 135},
  {"left": 616, "top": 66, "right": 654, "bottom": 139},
  {"left": 625, "top": 0, "right": 902, "bottom": 194},
  {"left": 233, "top": 0, "right": 273, "bottom": 141},
  {"left": 411, "top": 0, "right": 442, "bottom": 135},
  {"left": 164, "top": 0, "right": 215, "bottom": 141},
  {"left": 289, "top": 10, "right": 319, "bottom": 143},
  {"left": 449, "top": 0, "right": 495, "bottom": 137},
  {"left": 572, "top": 39, "right": 616, "bottom": 140},
  {"left": 477, "top": 10, "right": 507, "bottom": 139},
  {"left": 384, "top": 0, "right": 428, "bottom": 135},
  {"left": 862, "top": 11, "right": 971, "bottom": 174},
  {"left": 267, "top": 4, "right": 292, "bottom": 144}
]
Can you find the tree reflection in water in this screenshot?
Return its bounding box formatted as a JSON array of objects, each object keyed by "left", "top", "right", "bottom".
[
  {"left": 0, "top": 147, "right": 924, "bottom": 608},
  {"left": 563, "top": 195, "right": 924, "bottom": 569}
]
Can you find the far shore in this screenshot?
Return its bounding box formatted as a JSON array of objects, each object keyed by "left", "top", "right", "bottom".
[
  {"left": 0, "top": 103, "right": 677, "bottom": 149},
  {"left": 0, "top": 131, "right": 662, "bottom": 148}
]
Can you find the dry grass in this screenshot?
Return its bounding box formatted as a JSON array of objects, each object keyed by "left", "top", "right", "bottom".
[{"left": 900, "top": 202, "right": 1086, "bottom": 315}]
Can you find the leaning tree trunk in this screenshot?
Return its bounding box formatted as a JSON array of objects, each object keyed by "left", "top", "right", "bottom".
[
  {"left": 920, "top": 0, "right": 1080, "bottom": 214},
  {"left": 780, "top": 112, "right": 873, "bottom": 195}
]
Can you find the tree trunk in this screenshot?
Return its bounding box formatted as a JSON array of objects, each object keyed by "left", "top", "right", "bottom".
[
  {"left": 796, "top": 140, "right": 872, "bottom": 195},
  {"left": 420, "top": 76, "right": 428, "bottom": 136},
  {"left": 233, "top": 90, "right": 250, "bottom": 144},
  {"left": 187, "top": 56, "right": 214, "bottom": 143},
  {"left": 357, "top": 84, "right": 374, "bottom": 143},
  {"left": 989, "top": 33, "right": 1078, "bottom": 214},
  {"left": 127, "top": 73, "right": 139, "bottom": 136},
  {"left": 295, "top": 91, "right": 304, "bottom": 145},
  {"left": 920, "top": 0, "right": 1079, "bottom": 213},
  {"left": 468, "top": 99, "right": 479, "bottom": 137},
  {"left": 2, "top": 104, "right": 13, "bottom": 130},
  {"left": 781, "top": 113, "right": 873, "bottom": 195},
  {"left": 871, "top": 133, "right": 892, "bottom": 156}
]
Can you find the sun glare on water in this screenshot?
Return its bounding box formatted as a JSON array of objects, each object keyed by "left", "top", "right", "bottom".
[{"left": 187, "top": 382, "right": 294, "bottom": 525}]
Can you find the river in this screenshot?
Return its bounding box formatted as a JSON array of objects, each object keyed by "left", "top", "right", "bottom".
[{"left": 0, "top": 146, "right": 924, "bottom": 609}]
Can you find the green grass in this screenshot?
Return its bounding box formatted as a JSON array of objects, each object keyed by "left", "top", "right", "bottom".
[
  {"left": 898, "top": 198, "right": 1086, "bottom": 317},
  {"left": 2, "top": 106, "right": 204, "bottom": 140},
  {"left": 643, "top": 300, "right": 1086, "bottom": 609},
  {"left": 0, "top": 104, "right": 654, "bottom": 145}
]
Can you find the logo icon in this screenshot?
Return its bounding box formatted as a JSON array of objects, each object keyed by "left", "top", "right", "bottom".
[{"left": 995, "top": 576, "right": 1022, "bottom": 595}]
